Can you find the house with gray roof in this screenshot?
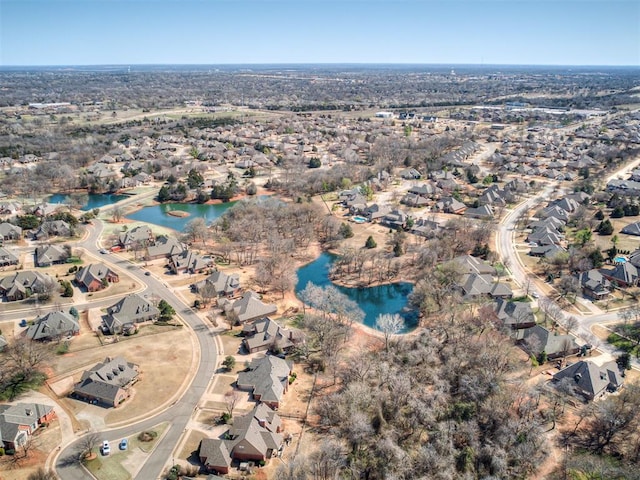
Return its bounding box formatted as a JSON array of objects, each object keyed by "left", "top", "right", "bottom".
[
  {"left": 577, "top": 269, "right": 611, "bottom": 300},
  {"left": 518, "top": 325, "right": 579, "bottom": 360},
  {"left": 33, "top": 220, "right": 72, "bottom": 240},
  {"left": 73, "top": 356, "right": 139, "bottom": 407},
  {"left": 434, "top": 196, "right": 467, "bottom": 215},
  {"left": 464, "top": 204, "right": 494, "bottom": 219},
  {"left": 0, "top": 247, "right": 19, "bottom": 267},
  {"left": 117, "top": 225, "right": 154, "bottom": 250},
  {"left": 146, "top": 235, "right": 186, "bottom": 260},
  {"left": 104, "top": 294, "right": 160, "bottom": 334},
  {"left": 242, "top": 317, "right": 303, "bottom": 354},
  {"left": 0, "top": 335, "right": 6, "bottom": 351},
  {"left": 459, "top": 273, "right": 512, "bottom": 299},
  {"left": 600, "top": 262, "right": 640, "bottom": 288},
  {"left": 35, "top": 244, "right": 68, "bottom": 267},
  {"left": 219, "top": 291, "right": 277, "bottom": 324},
  {"left": 451, "top": 255, "right": 496, "bottom": 276},
  {"left": 0, "top": 223, "right": 22, "bottom": 241},
  {"left": 199, "top": 403, "right": 283, "bottom": 474},
  {"left": 169, "top": 249, "right": 213, "bottom": 274},
  {"left": 237, "top": 355, "right": 293, "bottom": 409},
  {"left": 0, "top": 403, "right": 56, "bottom": 450},
  {"left": 0, "top": 271, "right": 54, "bottom": 302},
  {"left": 75, "top": 263, "right": 119, "bottom": 292},
  {"left": 192, "top": 270, "right": 241, "bottom": 298},
  {"left": 553, "top": 360, "right": 623, "bottom": 401},
  {"left": 621, "top": 221, "right": 640, "bottom": 236},
  {"left": 26, "top": 311, "right": 79, "bottom": 341},
  {"left": 494, "top": 298, "right": 535, "bottom": 329}
]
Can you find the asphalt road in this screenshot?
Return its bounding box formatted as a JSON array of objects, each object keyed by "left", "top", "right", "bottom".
[
  {"left": 495, "top": 180, "right": 639, "bottom": 369},
  {"left": 54, "top": 220, "right": 219, "bottom": 479}
]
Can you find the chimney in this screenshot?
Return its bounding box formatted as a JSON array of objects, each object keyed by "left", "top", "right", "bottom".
[{"left": 574, "top": 373, "right": 582, "bottom": 383}]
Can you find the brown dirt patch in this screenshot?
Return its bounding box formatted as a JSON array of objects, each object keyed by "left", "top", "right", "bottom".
[{"left": 177, "top": 430, "right": 207, "bottom": 461}]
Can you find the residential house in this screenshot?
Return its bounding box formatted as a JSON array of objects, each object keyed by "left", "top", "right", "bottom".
[
  {"left": 169, "top": 250, "right": 213, "bottom": 274},
  {"left": 192, "top": 270, "right": 241, "bottom": 298},
  {"left": 219, "top": 291, "right": 277, "bottom": 324},
  {"left": 410, "top": 218, "right": 440, "bottom": 238},
  {"left": 399, "top": 168, "right": 421, "bottom": 180},
  {"left": 434, "top": 196, "right": 467, "bottom": 215},
  {"left": 552, "top": 360, "right": 624, "bottom": 401},
  {"left": 464, "top": 204, "right": 494, "bottom": 219},
  {"left": 400, "top": 193, "right": 429, "bottom": 207},
  {"left": 237, "top": 355, "right": 293, "bottom": 409},
  {"left": 199, "top": 403, "right": 283, "bottom": 474},
  {"left": 600, "top": 262, "right": 640, "bottom": 288},
  {"left": 494, "top": 298, "right": 536, "bottom": 329},
  {"left": 35, "top": 244, "right": 68, "bottom": 267},
  {"left": 0, "top": 247, "right": 19, "bottom": 267},
  {"left": 104, "top": 294, "right": 160, "bottom": 334},
  {"left": 0, "top": 403, "right": 56, "bottom": 451},
  {"left": 621, "top": 221, "right": 640, "bottom": 236},
  {"left": 0, "top": 271, "right": 54, "bottom": 301},
  {"left": 26, "top": 311, "right": 80, "bottom": 341},
  {"left": 242, "top": 317, "right": 303, "bottom": 354},
  {"left": 577, "top": 269, "right": 611, "bottom": 300},
  {"left": 518, "top": 325, "right": 580, "bottom": 360},
  {"left": 117, "top": 225, "right": 154, "bottom": 250},
  {"left": 31, "top": 203, "right": 61, "bottom": 218},
  {"left": 146, "top": 235, "right": 186, "bottom": 260},
  {"left": 529, "top": 244, "right": 566, "bottom": 259},
  {"left": 381, "top": 209, "right": 409, "bottom": 229},
  {"left": 73, "top": 356, "right": 139, "bottom": 407},
  {"left": 451, "top": 254, "right": 496, "bottom": 276},
  {"left": 33, "top": 220, "right": 71, "bottom": 240},
  {"left": 75, "top": 263, "right": 119, "bottom": 292},
  {"left": 526, "top": 227, "right": 563, "bottom": 246},
  {"left": 459, "top": 273, "right": 513, "bottom": 299},
  {"left": 0, "top": 223, "right": 22, "bottom": 242},
  {"left": 364, "top": 204, "right": 390, "bottom": 222}
]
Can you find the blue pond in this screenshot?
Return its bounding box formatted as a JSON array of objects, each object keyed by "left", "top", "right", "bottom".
[
  {"left": 295, "top": 252, "right": 417, "bottom": 332},
  {"left": 48, "top": 193, "right": 128, "bottom": 211},
  {"left": 126, "top": 202, "right": 235, "bottom": 232}
]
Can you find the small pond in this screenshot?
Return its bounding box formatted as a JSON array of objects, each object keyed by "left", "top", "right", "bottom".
[
  {"left": 295, "top": 252, "right": 418, "bottom": 332},
  {"left": 126, "top": 202, "right": 235, "bottom": 231},
  {"left": 48, "top": 193, "right": 129, "bottom": 211}
]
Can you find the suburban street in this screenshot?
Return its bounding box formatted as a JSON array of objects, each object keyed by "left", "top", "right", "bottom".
[
  {"left": 495, "top": 165, "right": 640, "bottom": 370},
  {"left": 48, "top": 219, "right": 220, "bottom": 479}
]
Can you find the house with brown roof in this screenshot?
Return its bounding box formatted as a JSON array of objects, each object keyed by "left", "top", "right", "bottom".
[
  {"left": 198, "top": 403, "right": 284, "bottom": 474},
  {"left": 75, "top": 263, "right": 119, "bottom": 292}
]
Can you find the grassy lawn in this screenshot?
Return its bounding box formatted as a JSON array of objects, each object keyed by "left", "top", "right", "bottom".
[
  {"left": 607, "top": 328, "right": 640, "bottom": 357},
  {"left": 84, "top": 423, "right": 168, "bottom": 480}
]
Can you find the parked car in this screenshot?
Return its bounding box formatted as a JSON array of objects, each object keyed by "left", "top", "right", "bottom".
[
  {"left": 102, "top": 440, "right": 110, "bottom": 456},
  {"left": 99, "top": 248, "right": 108, "bottom": 254},
  {"left": 119, "top": 438, "right": 128, "bottom": 451},
  {"left": 19, "top": 319, "right": 27, "bottom": 328}
]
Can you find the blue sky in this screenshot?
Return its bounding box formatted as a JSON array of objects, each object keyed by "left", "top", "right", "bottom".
[{"left": 1, "top": 0, "right": 638, "bottom": 66}]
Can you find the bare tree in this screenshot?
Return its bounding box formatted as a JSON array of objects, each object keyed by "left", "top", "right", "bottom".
[
  {"left": 27, "top": 468, "right": 58, "bottom": 480},
  {"left": 77, "top": 432, "right": 100, "bottom": 462},
  {"left": 224, "top": 389, "right": 242, "bottom": 418},
  {"left": 375, "top": 313, "right": 405, "bottom": 352}
]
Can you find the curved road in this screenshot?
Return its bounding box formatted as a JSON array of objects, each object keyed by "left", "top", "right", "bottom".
[
  {"left": 54, "top": 219, "right": 219, "bottom": 479},
  {"left": 495, "top": 181, "right": 639, "bottom": 369}
]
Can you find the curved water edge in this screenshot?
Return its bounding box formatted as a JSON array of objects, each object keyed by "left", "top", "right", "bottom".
[
  {"left": 48, "top": 193, "right": 130, "bottom": 211},
  {"left": 295, "top": 252, "right": 418, "bottom": 333},
  {"left": 125, "top": 202, "right": 235, "bottom": 231}
]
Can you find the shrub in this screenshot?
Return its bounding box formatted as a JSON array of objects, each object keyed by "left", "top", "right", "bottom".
[
  {"left": 138, "top": 430, "right": 157, "bottom": 442},
  {"left": 365, "top": 236, "right": 377, "bottom": 249}
]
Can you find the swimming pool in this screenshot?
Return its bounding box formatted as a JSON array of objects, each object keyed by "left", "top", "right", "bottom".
[
  {"left": 352, "top": 216, "right": 368, "bottom": 223},
  {"left": 614, "top": 256, "right": 627, "bottom": 264}
]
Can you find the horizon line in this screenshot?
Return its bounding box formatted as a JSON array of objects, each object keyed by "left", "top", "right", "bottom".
[{"left": 1, "top": 62, "right": 638, "bottom": 69}]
